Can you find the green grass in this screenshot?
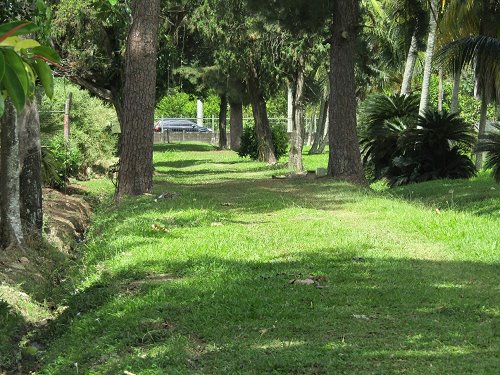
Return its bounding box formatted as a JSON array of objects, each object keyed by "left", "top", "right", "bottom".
[{"left": 18, "top": 143, "right": 500, "bottom": 374}]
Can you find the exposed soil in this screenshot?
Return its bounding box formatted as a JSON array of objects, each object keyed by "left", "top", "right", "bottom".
[
  {"left": 43, "top": 187, "right": 92, "bottom": 252},
  {"left": 0, "top": 187, "right": 93, "bottom": 291}
]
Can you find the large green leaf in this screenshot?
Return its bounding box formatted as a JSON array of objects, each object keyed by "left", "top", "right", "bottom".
[
  {"left": 32, "top": 46, "right": 61, "bottom": 64},
  {"left": 0, "top": 21, "right": 38, "bottom": 41},
  {"left": 14, "top": 39, "right": 41, "bottom": 52},
  {"left": 2, "top": 64, "right": 26, "bottom": 111},
  {"left": 33, "top": 59, "right": 54, "bottom": 99},
  {"left": 2, "top": 49, "right": 28, "bottom": 95},
  {"left": 0, "top": 50, "right": 4, "bottom": 81}
]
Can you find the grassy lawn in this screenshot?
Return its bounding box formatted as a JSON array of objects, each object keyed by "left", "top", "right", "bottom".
[{"left": 24, "top": 144, "right": 500, "bottom": 374}]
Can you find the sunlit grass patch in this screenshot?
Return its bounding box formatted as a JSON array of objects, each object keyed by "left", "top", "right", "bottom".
[{"left": 31, "top": 142, "right": 500, "bottom": 374}]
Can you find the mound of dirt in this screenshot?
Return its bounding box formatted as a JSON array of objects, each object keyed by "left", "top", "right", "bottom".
[{"left": 43, "top": 188, "right": 92, "bottom": 252}]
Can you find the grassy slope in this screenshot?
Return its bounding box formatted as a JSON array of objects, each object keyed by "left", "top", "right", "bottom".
[{"left": 33, "top": 144, "right": 499, "bottom": 374}]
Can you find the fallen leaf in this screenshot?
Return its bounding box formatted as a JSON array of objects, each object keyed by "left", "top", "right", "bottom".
[
  {"left": 435, "top": 208, "right": 441, "bottom": 215},
  {"left": 211, "top": 222, "right": 224, "bottom": 227},
  {"left": 352, "top": 256, "right": 365, "bottom": 262},
  {"left": 151, "top": 223, "right": 168, "bottom": 232}
]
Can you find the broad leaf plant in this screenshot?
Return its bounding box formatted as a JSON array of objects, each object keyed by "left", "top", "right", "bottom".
[{"left": 0, "top": 20, "right": 60, "bottom": 116}]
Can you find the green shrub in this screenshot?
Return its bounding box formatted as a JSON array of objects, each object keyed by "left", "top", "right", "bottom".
[
  {"left": 155, "top": 90, "right": 221, "bottom": 119},
  {"left": 360, "top": 96, "right": 477, "bottom": 186},
  {"left": 238, "top": 125, "right": 288, "bottom": 161},
  {"left": 389, "top": 110, "right": 476, "bottom": 186},
  {"left": 43, "top": 136, "right": 81, "bottom": 188},
  {"left": 359, "top": 93, "right": 420, "bottom": 180},
  {"left": 40, "top": 78, "right": 118, "bottom": 174}
]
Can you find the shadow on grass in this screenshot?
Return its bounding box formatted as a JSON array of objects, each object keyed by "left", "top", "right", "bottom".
[
  {"left": 386, "top": 176, "right": 500, "bottom": 218},
  {"left": 34, "top": 250, "right": 499, "bottom": 374},
  {"left": 0, "top": 300, "right": 27, "bottom": 373}
]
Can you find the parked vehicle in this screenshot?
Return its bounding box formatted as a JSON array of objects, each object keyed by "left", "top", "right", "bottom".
[{"left": 154, "top": 119, "right": 213, "bottom": 133}]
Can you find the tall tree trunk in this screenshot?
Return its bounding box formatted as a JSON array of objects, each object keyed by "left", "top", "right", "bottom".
[
  {"left": 475, "top": 95, "right": 488, "bottom": 169},
  {"left": 247, "top": 61, "right": 277, "bottom": 164},
  {"left": 310, "top": 97, "right": 329, "bottom": 154},
  {"left": 287, "top": 85, "right": 293, "bottom": 132},
  {"left": 218, "top": 94, "right": 228, "bottom": 149},
  {"left": 419, "top": 0, "right": 439, "bottom": 115},
  {"left": 0, "top": 100, "right": 24, "bottom": 250},
  {"left": 229, "top": 101, "right": 243, "bottom": 151},
  {"left": 328, "top": 0, "right": 365, "bottom": 184},
  {"left": 288, "top": 55, "right": 306, "bottom": 171},
  {"left": 450, "top": 71, "right": 461, "bottom": 114},
  {"left": 400, "top": 30, "right": 419, "bottom": 95},
  {"left": 438, "top": 67, "right": 444, "bottom": 113},
  {"left": 117, "top": 0, "right": 160, "bottom": 197},
  {"left": 18, "top": 98, "right": 43, "bottom": 239}
]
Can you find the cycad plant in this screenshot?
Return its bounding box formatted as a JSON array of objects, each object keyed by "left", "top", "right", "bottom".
[
  {"left": 388, "top": 110, "right": 477, "bottom": 186},
  {"left": 360, "top": 93, "right": 477, "bottom": 186},
  {"left": 476, "top": 122, "right": 500, "bottom": 182},
  {"left": 359, "top": 93, "right": 419, "bottom": 180}
]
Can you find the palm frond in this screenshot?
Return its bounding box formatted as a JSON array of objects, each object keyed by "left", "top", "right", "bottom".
[{"left": 435, "top": 35, "right": 500, "bottom": 102}]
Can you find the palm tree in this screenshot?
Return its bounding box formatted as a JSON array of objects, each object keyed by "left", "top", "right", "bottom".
[
  {"left": 435, "top": 0, "right": 499, "bottom": 168},
  {"left": 418, "top": 0, "right": 439, "bottom": 114}
]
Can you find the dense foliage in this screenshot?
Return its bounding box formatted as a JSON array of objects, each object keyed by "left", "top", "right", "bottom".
[
  {"left": 476, "top": 122, "right": 500, "bottom": 182},
  {"left": 361, "top": 94, "right": 477, "bottom": 186},
  {"left": 155, "top": 90, "right": 221, "bottom": 119},
  {"left": 359, "top": 93, "right": 420, "bottom": 180},
  {"left": 238, "top": 124, "right": 288, "bottom": 161},
  {"left": 42, "top": 136, "right": 81, "bottom": 188},
  {"left": 40, "top": 78, "right": 118, "bottom": 179},
  {"left": 0, "top": 21, "right": 59, "bottom": 114},
  {"left": 388, "top": 110, "right": 477, "bottom": 186}
]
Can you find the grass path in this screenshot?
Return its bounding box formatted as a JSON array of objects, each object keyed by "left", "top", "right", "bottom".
[{"left": 30, "top": 144, "right": 500, "bottom": 374}]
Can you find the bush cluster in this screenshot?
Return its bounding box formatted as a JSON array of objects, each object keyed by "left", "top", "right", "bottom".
[
  {"left": 42, "top": 136, "right": 81, "bottom": 188},
  {"left": 238, "top": 125, "right": 288, "bottom": 161},
  {"left": 40, "top": 78, "right": 118, "bottom": 181},
  {"left": 360, "top": 94, "right": 477, "bottom": 186}
]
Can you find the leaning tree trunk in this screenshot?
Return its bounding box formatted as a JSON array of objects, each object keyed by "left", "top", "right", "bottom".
[
  {"left": 117, "top": 0, "right": 160, "bottom": 197},
  {"left": 419, "top": 0, "right": 439, "bottom": 115},
  {"left": 450, "top": 71, "right": 461, "bottom": 114},
  {"left": 18, "top": 98, "right": 43, "bottom": 239},
  {"left": 475, "top": 95, "right": 488, "bottom": 169},
  {"left": 229, "top": 101, "right": 243, "bottom": 151},
  {"left": 318, "top": 129, "right": 328, "bottom": 154},
  {"left": 218, "top": 94, "right": 228, "bottom": 149},
  {"left": 309, "top": 97, "right": 329, "bottom": 154},
  {"left": 0, "top": 100, "right": 24, "bottom": 250},
  {"left": 400, "top": 30, "right": 419, "bottom": 95},
  {"left": 288, "top": 55, "right": 306, "bottom": 171},
  {"left": 247, "top": 61, "right": 277, "bottom": 164},
  {"left": 327, "top": 0, "right": 365, "bottom": 184}
]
